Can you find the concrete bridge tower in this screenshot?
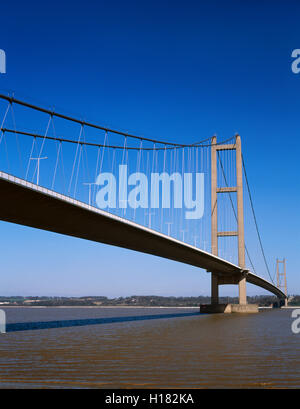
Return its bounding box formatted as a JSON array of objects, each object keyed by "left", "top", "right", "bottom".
[
  {"left": 202, "top": 134, "right": 258, "bottom": 313},
  {"left": 276, "top": 258, "right": 288, "bottom": 307}
]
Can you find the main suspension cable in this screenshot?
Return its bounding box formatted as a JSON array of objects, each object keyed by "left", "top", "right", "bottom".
[
  {"left": 0, "top": 94, "right": 213, "bottom": 147},
  {"left": 1, "top": 127, "right": 235, "bottom": 150},
  {"left": 242, "top": 155, "right": 274, "bottom": 284}
]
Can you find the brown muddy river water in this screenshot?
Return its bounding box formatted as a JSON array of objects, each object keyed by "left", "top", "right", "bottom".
[{"left": 0, "top": 307, "right": 299, "bottom": 388}]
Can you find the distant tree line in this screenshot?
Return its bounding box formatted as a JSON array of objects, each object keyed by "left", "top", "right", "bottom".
[
  {"left": 288, "top": 295, "right": 300, "bottom": 306},
  {"left": 0, "top": 294, "right": 296, "bottom": 307}
]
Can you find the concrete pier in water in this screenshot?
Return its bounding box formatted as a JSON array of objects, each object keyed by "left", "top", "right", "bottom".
[{"left": 200, "top": 303, "right": 259, "bottom": 314}]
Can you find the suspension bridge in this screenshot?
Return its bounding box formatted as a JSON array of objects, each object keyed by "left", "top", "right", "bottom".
[{"left": 0, "top": 94, "right": 286, "bottom": 312}]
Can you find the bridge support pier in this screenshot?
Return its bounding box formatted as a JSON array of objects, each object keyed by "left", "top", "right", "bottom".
[
  {"left": 200, "top": 303, "right": 258, "bottom": 314},
  {"left": 273, "top": 298, "right": 288, "bottom": 308},
  {"left": 238, "top": 276, "right": 247, "bottom": 305},
  {"left": 200, "top": 272, "right": 258, "bottom": 313}
]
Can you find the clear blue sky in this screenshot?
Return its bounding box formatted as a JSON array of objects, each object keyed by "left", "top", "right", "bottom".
[{"left": 0, "top": 0, "right": 299, "bottom": 297}]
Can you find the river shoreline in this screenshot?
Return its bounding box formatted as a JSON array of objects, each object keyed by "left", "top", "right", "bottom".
[{"left": 0, "top": 305, "right": 200, "bottom": 309}]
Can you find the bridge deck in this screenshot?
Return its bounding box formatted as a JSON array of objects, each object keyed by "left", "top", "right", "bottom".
[{"left": 0, "top": 172, "right": 285, "bottom": 299}]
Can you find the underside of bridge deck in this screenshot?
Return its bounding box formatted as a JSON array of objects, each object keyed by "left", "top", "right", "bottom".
[{"left": 0, "top": 172, "right": 286, "bottom": 304}]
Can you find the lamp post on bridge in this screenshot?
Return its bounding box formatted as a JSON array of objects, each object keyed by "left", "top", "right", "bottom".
[
  {"left": 145, "top": 210, "right": 155, "bottom": 229},
  {"left": 193, "top": 235, "right": 198, "bottom": 247},
  {"left": 30, "top": 157, "right": 48, "bottom": 185},
  {"left": 83, "top": 182, "right": 96, "bottom": 206},
  {"left": 180, "top": 229, "right": 187, "bottom": 243},
  {"left": 165, "top": 222, "right": 173, "bottom": 236}
]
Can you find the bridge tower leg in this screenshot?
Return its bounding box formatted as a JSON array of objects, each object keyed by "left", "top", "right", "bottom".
[
  {"left": 211, "top": 136, "right": 219, "bottom": 304},
  {"left": 236, "top": 135, "right": 247, "bottom": 305},
  {"left": 211, "top": 273, "right": 219, "bottom": 305}
]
